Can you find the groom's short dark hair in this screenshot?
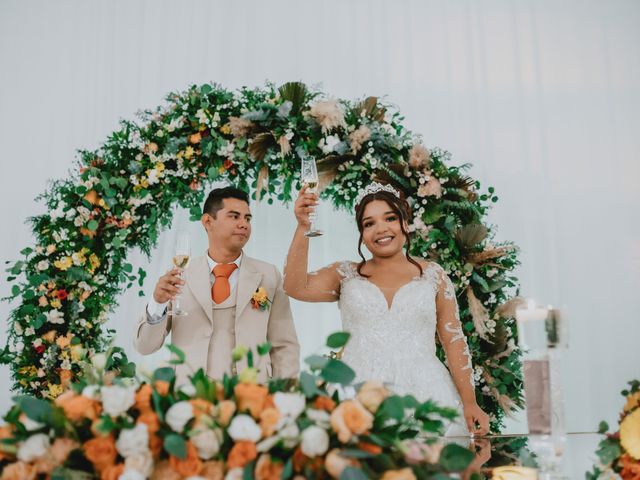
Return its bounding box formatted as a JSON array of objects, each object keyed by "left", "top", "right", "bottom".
[{"left": 203, "top": 187, "right": 250, "bottom": 218}]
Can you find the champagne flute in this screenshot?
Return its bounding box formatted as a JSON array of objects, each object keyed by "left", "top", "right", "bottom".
[
  {"left": 167, "top": 231, "right": 191, "bottom": 316},
  {"left": 301, "top": 155, "right": 323, "bottom": 237}
]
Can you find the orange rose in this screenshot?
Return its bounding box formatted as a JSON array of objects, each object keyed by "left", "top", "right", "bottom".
[
  {"left": 83, "top": 435, "right": 117, "bottom": 473},
  {"left": 227, "top": 441, "right": 257, "bottom": 469},
  {"left": 330, "top": 400, "right": 374, "bottom": 443},
  {"left": 234, "top": 383, "right": 269, "bottom": 418},
  {"left": 41, "top": 330, "right": 57, "bottom": 343},
  {"left": 155, "top": 380, "right": 170, "bottom": 396},
  {"left": 0, "top": 461, "right": 37, "bottom": 480},
  {"left": 50, "top": 437, "right": 78, "bottom": 465},
  {"left": 169, "top": 441, "right": 202, "bottom": 477},
  {"left": 56, "top": 333, "right": 73, "bottom": 349},
  {"left": 255, "top": 453, "right": 284, "bottom": 480},
  {"left": 138, "top": 410, "right": 160, "bottom": 435},
  {"left": 200, "top": 460, "right": 225, "bottom": 480},
  {"left": 101, "top": 463, "right": 125, "bottom": 480},
  {"left": 624, "top": 392, "right": 640, "bottom": 413},
  {"left": 84, "top": 190, "right": 100, "bottom": 205},
  {"left": 325, "top": 449, "right": 359, "bottom": 479},
  {"left": 150, "top": 460, "right": 181, "bottom": 480},
  {"left": 357, "top": 381, "right": 391, "bottom": 413},
  {"left": 357, "top": 441, "right": 382, "bottom": 455},
  {"left": 259, "top": 407, "right": 281, "bottom": 437},
  {"left": 56, "top": 391, "right": 101, "bottom": 422},
  {"left": 59, "top": 369, "right": 73, "bottom": 388},
  {"left": 313, "top": 395, "right": 336, "bottom": 412},
  {"left": 217, "top": 400, "right": 236, "bottom": 426},
  {"left": 189, "top": 133, "right": 202, "bottom": 144},
  {"left": 149, "top": 434, "right": 163, "bottom": 459},
  {"left": 135, "top": 384, "right": 153, "bottom": 412},
  {"left": 381, "top": 468, "right": 417, "bottom": 480},
  {"left": 0, "top": 425, "right": 14, "bottom": 461},
  {"left": 190, "top": 398, "right": 214, "bottom": 421},
  {"left": 263, "top": 395, "right": 275, "bottom": 410},
  {"left": 80, "top": 227, "right": 97, "bottom": 239}
]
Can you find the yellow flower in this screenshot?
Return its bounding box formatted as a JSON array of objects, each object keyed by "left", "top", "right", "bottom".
[
  {"left": 220, "top": 124, "right": 232, "bottom": 135},
  {"left": 54, "top": 256, "right": 73, "bottom": 271},
  {"left": 184, "top": 146, "right": 195, "bottom": 159},
  {"left": 89, "top": 254, "right": 100, "bottom": 272},
  {"left": 19, "top": 366, "right": 37, "bottom": 377},
  {"left": 238, "top": 368, "right": 258, "bottom": 383},
  {"left": 155, "top": 162, "right": 165, "bottom": 172},
  {"left": 620, "top": 408, "right": 640, "bottom": 460},
  {"left": 48, "top": 383, "right": 63, "bottom": 398},
  {"left": 218, "top": 166, "right": 226, "bottom": 174},
  {"left": 70, "top": 345, "right": 85, "bottom": 362},
  {"left": 50, "top": 299, "right": 62, "bottom": 309},
  {"left": 253, "top": 287, "right": 268, "bottom": 303}
]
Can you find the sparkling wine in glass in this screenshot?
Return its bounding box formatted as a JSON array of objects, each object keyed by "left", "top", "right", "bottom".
[
  {"left": 167, "top": 231, "right": 190, "bottom": 316},
  {"left": 301, "top": 156, "right": 323, "bottom": 237}
]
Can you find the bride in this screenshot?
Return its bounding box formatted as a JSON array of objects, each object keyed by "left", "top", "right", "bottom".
[{"left": 283, "top": 181, "right": 489, "bottom": 436}]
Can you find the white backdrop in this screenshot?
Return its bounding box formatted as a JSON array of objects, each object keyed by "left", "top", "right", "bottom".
[{"left": 1, "top": 0, "right": 639, "bottom": 438}]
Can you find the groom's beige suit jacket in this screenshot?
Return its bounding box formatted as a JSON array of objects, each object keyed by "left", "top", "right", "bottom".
[{"left": 134, "top": 253, "right": 300, "bottom": 385}]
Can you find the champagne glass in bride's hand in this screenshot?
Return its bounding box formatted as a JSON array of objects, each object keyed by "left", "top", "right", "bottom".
[
  {"left": 301, "top": 155, "right": 323, "bottom": 237},
  {"left": 167, "top": 231, "right": 190, "bottom": 317}
]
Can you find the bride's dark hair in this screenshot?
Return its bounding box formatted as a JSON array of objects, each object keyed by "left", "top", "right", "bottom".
[{"left": 354, "top": 188, "right": 423, "bottom": 278}]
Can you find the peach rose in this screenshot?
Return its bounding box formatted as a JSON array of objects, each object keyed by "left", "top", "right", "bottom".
[
  {"left": 189, "top": 133, "right": 202, "bottom": 144},
  {"left": 217, "top": 400, "right": 236, "bottom": 426},
  {"left": 101, "top": 463, "right": 125, "bottom": 480},
  {"left": 357, "top": 381, "right": 391, "bottom": 413},
  {"left": 41, "top": 330, "right": 57, "bottom": 343},
  {"left": 324, "top": 449, "right": 359, "bottom": 479},
  {"left": 0, "top": 425, "right": 14, "bottom": 461},
  {"left": 150, "top": 460, "right": 181, "bottom": 480},
  {"left": 138, "top": 410, "right": 160, "bottom": 435},
  {"left": 56, "top": 391, "right": 101, "bottom": 422},
  {"left": 381, "top": 468, "right": 417, "bottom": 480},
  {"left": 190, "top": 398, "right": 214, "bottom": 421},
  {"left": 330, "top": 400, "right": 374, "bottom": 443},
  {"left": 83, "top": 435, "right": 117, "bottom": 473},
  {"left": 227, "top": 441, "right": 257, "bottom": 469},
  {"left": 0, "top": 461, "right": 37, "bottom": 480},
  {"left": 169, "top": 441, "right": 202, "bottom": 478},
  {"left": 255, "top": 453, "right": 284, "bottom": 480},
  {"left": 259, "top": 407, "right": 281, "bottom": 438},
  {"left": 50, "top": 437, "right": 78, "bottom": 465},
  {"left": 135, "top": 384, "right": 153, "bottom": 412},
  {"left": 149, "top": 434, "right": 163, "bottom": 459},
  {"left": 155, "top": 380, "right": 170, "bottom": 396},
  {"left": 313, "top": 396, "right": 336, "bottom": 412},
  {"left": 58, "top": 369, "right": 73, "bottom": 388},
  {"left": 200, "top": 460, "right": 225, "bottom": 480},
  {"left": 234, "top": 383, "right": 269, "bottom": 418}
]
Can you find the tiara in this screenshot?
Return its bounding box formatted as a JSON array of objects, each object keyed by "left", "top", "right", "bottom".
[{"left": 354, "top": 182, "right": 401, "bottom": 205}]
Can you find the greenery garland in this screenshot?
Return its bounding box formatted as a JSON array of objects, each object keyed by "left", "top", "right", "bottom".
[{"left": 1, "top": 81, "right": 523, "bottom": 428}]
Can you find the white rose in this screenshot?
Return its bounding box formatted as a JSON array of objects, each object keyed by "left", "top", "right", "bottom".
[
  {"left": 279, "top": 422, "right": 300, "bottom": 449},
  {"left": 228, "top": 414, "right": 261, "bottom": 442},
  {"left": 301, "top": 425, "right": 330, "bottom": 457},
  {"left": 256, "top": 435, "right": 280, "bottom": 453},
  {"left": 17, "top": 433, "right": 50, "bottom": 462},
  {"left": 166, "top": 401, "right": 194, "bottom": 433},
  {"left": 306, "top": 408, "right": 331, "bottom": 426},
  {"left": 36, "top": 260, "right": 49, "bottom": 271},
  {"left": 178, "top": 383, "right": 197, "bottom": 397},
  {"left": 119, "top": 469, "right": 146, "bottom": 480},
  {"left": 191, "top": 427, "right": 222, "bottom": 459},
  {"left": 82, "top": 385, "right": 100, "bottom": 400},
  {"left": 21, "top": 415, "right": 45, "bottom": 431},
  {"left": 225, "top": 468, "right": 244, "bottom": 480},
  {"left": 273, "top": 392, "right": 306, "bottom": 419},
  {"left": 124, "top": 450, "right": 154, "bottom": 477},
  {"left": 45, "top": 309, "right": 64, "bottom": 324},
  {"left": 100, "top": 384, "right": 136, "bottom": 417},
  {"left": 116, "top": 423, "right": 149, "bottom": 458},
  {"left": 91, "top": 352, "right": 107, "bottom": 371}
]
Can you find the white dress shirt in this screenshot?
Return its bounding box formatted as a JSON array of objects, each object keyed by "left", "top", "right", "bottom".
[{"left": 146, "top": 251, "right": 243, "bottom": 324}]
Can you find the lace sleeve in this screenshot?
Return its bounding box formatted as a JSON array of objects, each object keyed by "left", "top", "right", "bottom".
[
  {"left": 336, "top": 261, "right": 358, "bottom": 281},
  {"left": 434, "top": 265, "right": 476, "bottom": 400}
]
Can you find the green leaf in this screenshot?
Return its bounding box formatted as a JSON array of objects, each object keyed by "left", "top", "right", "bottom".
[
  {"left": 326, "top": 332, "right": 350, "bottom": 349},
  {"left": 439, "top": 443, "right": 474, "bottom": 471},
  {"left": 305, "top": 355, "right": 329, "bottom": 370},
  {"left": 377, "top": 396, "right": 404, "bottom": 421},
  {"left": 257, "top": 342, "right": 271, "bottom": 356},
  {"left": 87, "top": 220, "right": 99, "bottom": 231},
  {"left": 597, "top": 421, "right": 609, "bottom": 434},
  {"left": 299, "top": 372, "right": 322, "bottom": 398},
  {"left": 242, "top": 459, "right": 256, "bottom": 480},
  {"left": 164, "top": 434, "right": 186, "bottom": 458},
  {"left": 596, "top": 438, "right": 621, "bottom": 464},
  {"left": 200, "top": 84, "right": 212, "bottom": 95},
  {"left": 340, "top": 467, "right": 368, "bottom": 480},
  {"left": 320, "top": 359, "right": 355, "bottom": 385},
  {"left": 166, "top": 344, "right": 186, "bottom": 364},
  {"left": 16, "top": 396, "right": 53, "bottom": 423},
  {"left": 11, "top": 285, "right": 20, "bottom": 297},
  {"left": 153, "top": 367, "right": 175, "bottom": 384}
]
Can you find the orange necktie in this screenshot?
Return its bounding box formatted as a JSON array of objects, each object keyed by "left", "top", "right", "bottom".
[{"left": 212, "top": 263, "right": 238, "bottom": 304}]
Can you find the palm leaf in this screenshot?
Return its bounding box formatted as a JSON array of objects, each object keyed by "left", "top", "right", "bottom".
[
  {"left": 455, "top": 224, "right": 488, "bottom": 251},
  {"left": 351, "top": 96, "right": 386, "bottom": 122},
  {"left": 247, "top": 133, "right": 276, "bottom": 162},
  {"left": 278, "top": 81, "right": 308, "bottom": 116}
]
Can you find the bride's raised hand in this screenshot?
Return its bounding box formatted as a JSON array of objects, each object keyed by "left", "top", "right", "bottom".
[{"left": 294, "top": 185, "right": 318, "bottom": 228}]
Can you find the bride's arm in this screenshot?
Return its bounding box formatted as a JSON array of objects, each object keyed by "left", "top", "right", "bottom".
[
  {"left": 283, "top": 186, "right": 341, "bottom": 302},
  {"left": 434, "top": 265, "right": 490, "bottom": 434}
]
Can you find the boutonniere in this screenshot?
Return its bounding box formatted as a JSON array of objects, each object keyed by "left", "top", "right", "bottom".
[{"left": 251, "top": 287, "right": 271, "bottom": 311}]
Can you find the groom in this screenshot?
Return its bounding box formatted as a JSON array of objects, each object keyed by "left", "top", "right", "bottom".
[{"left": 134, "top": 187, "right": 300, "bottom": 385}]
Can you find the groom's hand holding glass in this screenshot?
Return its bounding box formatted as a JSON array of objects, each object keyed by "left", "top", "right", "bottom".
[{"left": 152, "top": 268, "right": 185, "bottom": 305}]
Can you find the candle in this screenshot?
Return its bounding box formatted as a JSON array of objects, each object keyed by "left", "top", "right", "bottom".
[{"left": 516, "top": 300, "right": 549, "bottom": 355}]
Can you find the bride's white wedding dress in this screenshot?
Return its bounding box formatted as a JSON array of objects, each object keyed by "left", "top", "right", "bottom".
[{"left": 337, "top": 261, "right": 473, "bottom": 436}]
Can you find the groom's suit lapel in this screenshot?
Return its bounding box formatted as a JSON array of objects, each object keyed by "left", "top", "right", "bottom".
[
  {"left": 235, "top": 255, "right": 262, "bottom": 322},
  {"left": 185, "top": 255, "right": 214, "bottom": 324}
]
